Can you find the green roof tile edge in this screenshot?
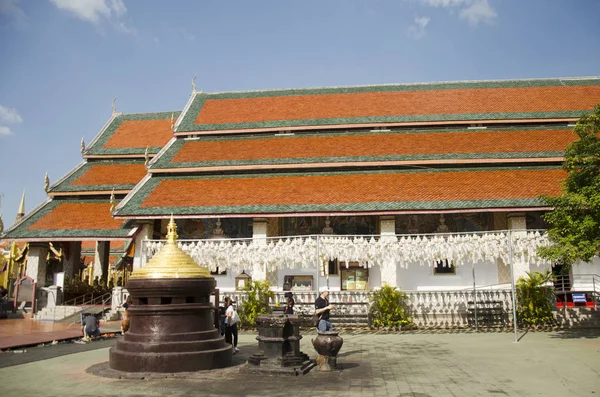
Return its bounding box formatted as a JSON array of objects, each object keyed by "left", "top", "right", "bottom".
[
  {"left": 179, "top": 109, "right": 593, "bottom": 132},
  {"left": 118, "top": 198, "right": 549, "bottom": 216}
]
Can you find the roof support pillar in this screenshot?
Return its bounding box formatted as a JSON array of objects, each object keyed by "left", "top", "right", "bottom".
[
  {"left": 251, "top": 218, "right": 268, "bottom": 281},
  {"left": 133, "top": 222, "right": 154, "bottom": 271},
  {"left": 61, "top": 241, "right": 81, "bottom": 284},
  {"left": 94, "top": 241, "right": 110, "bottom": 284},
  {"left": 26, "top": 243, "right": 49, "bottom": 286},
  {"left": 379, "top": 216, "right": 397, "bottom": 288},
  {"left": 507, "top": 212, "right": 528, "bottom": 283}
]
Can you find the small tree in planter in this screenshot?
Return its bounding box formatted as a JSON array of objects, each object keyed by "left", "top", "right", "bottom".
[
  {"left": 516, "top": 270, "right": 556, "bottom": 326},
  {"left": 238, "top": 280, "right": 274, "bottom": 329},
  {"left": 368, "top": 284, "right": 413, "bottom": 329}
]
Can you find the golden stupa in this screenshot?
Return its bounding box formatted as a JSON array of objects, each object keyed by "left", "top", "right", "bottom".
[{"left": 130, "top": 215, "right": 210, "bottom": 279}]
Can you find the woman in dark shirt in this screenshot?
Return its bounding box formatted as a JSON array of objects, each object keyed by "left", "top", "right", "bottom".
[{"left": 284, "top": 292, "right": 295, "bottom": 315}]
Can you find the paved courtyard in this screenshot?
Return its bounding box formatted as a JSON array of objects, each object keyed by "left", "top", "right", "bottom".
[{"left": 1, "top": 329, "right": 599, "bottom": 397}]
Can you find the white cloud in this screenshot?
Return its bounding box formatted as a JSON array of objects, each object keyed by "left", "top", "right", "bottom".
[
  {"left": 50, "top": 0, "right": 125, "bottom": 23},
  {"left": 0, "top": 105, "right": 23, "bottom": 124},
  {"left": 408, "top": 16, "right": 430, "bottom": 39},
  {"left": 0, "top": 0, "right": 26, "bottom": 26},
  {"left": 0, "top": 126, "right": 13, "bottom": 136},
  {"left": 460, "top": 0, "right": 496, "bottom": 26},
  {"left": 416, "top": 0, "right": 496, "bottom": 25},
  {"left": 49, "top": 0, "right": 133, "bottom": 32}
]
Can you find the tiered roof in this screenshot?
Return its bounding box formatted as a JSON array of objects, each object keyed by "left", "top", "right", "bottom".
[
  {"left": 3, "top": 77, "right": 600, "bottom": 240},
  {"left": 3, "top": 111, "right": 177, "bottom": 241}
]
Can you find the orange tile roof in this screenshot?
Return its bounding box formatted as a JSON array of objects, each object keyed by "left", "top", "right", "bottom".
[
  {"left": 139, "top": 168, "right": 565, "bottom": 209},
  {"left": 170, "top": 128, "right": 575, "bottom": 164},
  {"left": 70, "top": 163, "right": 147, "bottom": 186},
  {"left": 194, "top": 86, "right": 600, "bottom": 126},
  {"left": 28, "top": 203, "right": 125, "bottom": 230},
  {"left": 103, "top": 119, "right": 173, "bottom": 149}
]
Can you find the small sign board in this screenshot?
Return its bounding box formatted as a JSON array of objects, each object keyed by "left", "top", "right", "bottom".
[{"left": 572, "top": 293, "right": 587, "bottom": 303}]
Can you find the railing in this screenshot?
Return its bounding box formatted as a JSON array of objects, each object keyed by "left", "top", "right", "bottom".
[
  {"left": 216, "top": 288, "right": 514, "bottom": 328},
  {"left": 55, "top": 292, "right": 112, "bottom": 323},
  {"left": 554, "top": 274, "right": 600, "bottom": 305}
]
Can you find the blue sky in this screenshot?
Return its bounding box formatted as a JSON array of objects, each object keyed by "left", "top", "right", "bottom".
[{"left": 0, "top": 0, "right": 599, "bottom": 227}]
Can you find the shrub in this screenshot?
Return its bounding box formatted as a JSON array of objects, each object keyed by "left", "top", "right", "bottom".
[
  {"left": 238, "top": 280, "right": 274, "bottom": 328},
  {"left": 369, "top": 284, "right": 412, "bottom": 328},
  {"left": 516, "top": 270, "right": 555, "bottom": 325}
]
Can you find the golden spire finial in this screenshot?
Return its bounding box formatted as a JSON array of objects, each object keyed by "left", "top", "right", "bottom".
[
  {"left": 166, "top": 213, "right": 177, "bottom": 243},
  {"left": 170, "top": 112, "right": 175, "bottom": 131},
  {"left": 144, "top": 145, "right": 150, "bottom": 166},
  {"left": 0, "top": 213, "right": 4, "bottom": 233},
  {"left": 112, "top": 97, "right": 118, "bottom": 114},
  {"left": 80, "top": 137, "right": 86, "bottom": 155},
  {"left": 109, "top": 189, "right": 115, "bottom": 214},
  {"left": 191, "top": 75, "right": 197, "bottom": 93},
  {"left": 130, "top": 214, "right": 211, "bottom": 280},
  {"left": 44, "top": 173, "right": 50, "bottom": 192}
]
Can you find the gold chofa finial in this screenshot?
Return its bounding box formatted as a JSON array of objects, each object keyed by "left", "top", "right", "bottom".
[
  {"left": 112, "top": 97, "right": 118, "bottom": 114},
  {"left": 191, "top": 75, "right": 197, "bottom": 93},
  {"left": 44, "top": 173, "right": 50, "bottom": 192},
  {"left": 170, "top": 112, "right": 175, "bottom": 131},
  {"left": 80, "top": 137, "right": 86, "bottom": 155},
  {"left": 109, "top": 189, "right": 115, "bottom": 214},
  {"left": 144, "top": 145, "right": 150, "bottom": 166}
]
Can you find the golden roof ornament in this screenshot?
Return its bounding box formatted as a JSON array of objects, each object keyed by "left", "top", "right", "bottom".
[
  {"left": 80, "top": 137, "right": 86, "bottom": 155},
  {"left": 191, "top": 75, "right": 197, "bottom": 93},
  {"left": 109, "top": 189, "right": 115, "bottom": 214},
  {"left": 170, "top": 112, "right": 175, "bottom": 131},
  {"left": 44, "top": 173, "right": 50, "bottom": 192},
  {"left": 0, "top": 213, "right": 4, "bottom": 233},
  {"left": 130, "top": 215, "right": 211, "bottom": 280},
  {"left": 112, "top": 97, "right": 118, "bottom": 114},
  {"left": 144, "top": 145, "right": 150, "bottom": 167}
]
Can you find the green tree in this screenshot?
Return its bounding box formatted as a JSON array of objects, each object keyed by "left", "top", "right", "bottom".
[
  {"left": 538, "top": 105, "right": 600, "bottom": 268},
  {"left": 516, "top": 270, "right": 555, "bottom": 325},
  {"left": 237, "top": 280, "right": 274, "bottom": 328}
]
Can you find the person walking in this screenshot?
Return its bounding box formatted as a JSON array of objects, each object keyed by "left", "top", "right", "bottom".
[
  {"left": 224, "top": 296, "right": 240, "bottom": 354},
  {"left": 314, "top": 287, "right": 335, "bottom": 332}
]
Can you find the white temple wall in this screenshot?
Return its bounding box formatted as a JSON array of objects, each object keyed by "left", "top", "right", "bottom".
[
  {"left": 571, "top": 257, "right": 600, "bottom": 290},
  {"left": 397, "top": 260, "right": 500, "bottom": 291}
]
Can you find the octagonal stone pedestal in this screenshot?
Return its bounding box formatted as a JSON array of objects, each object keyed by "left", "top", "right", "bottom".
[
  {"left": 247, "top": 314, "right": 312, "bottom": 375},
  {"left": 109, "top": 278, "right": 232, "bottom": 373}
]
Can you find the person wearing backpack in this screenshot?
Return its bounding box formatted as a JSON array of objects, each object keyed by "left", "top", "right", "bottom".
[{"left": 224, "top": 296, "right": 240, "bottom": 354}]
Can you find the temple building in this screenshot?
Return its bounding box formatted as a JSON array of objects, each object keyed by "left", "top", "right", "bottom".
[{"left": 2, "top": 77, "right": 600, "bottom": 304}]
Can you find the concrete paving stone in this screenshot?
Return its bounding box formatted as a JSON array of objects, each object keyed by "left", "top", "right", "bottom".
[{"left": 1, "top": 330, "right": 600, "bottom": 396}]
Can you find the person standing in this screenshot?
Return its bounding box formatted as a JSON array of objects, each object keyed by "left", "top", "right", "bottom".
[
  {"left": 314, "top": 288, "right": 335, "bottom": 332},
  {"left": 224, "top": 296, "right": 240, "bottom": 354},
  {"left": 284, "top": 291, "right": 295, "bottom": 315}
]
